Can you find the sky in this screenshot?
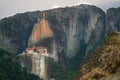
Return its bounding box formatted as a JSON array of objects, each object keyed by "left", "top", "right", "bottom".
[{"left": 0, "top": 0, "right": 120, "bottom": 19}]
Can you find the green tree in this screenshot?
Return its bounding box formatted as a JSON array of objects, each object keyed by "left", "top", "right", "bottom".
[{"left": 0, "top": 49, "right": 43, "bottom": 80}]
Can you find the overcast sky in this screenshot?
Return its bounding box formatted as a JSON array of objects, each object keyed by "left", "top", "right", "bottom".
[{"left": 0, "top": 0, "right": 120, "bottom": 19}]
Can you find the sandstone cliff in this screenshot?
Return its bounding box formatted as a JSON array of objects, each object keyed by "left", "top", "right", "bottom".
[
  {"left": 0, "top": 5, "right": 120, "bottom": 69},
  {"left": 75, "top": 32, "right": 120, "bottom": 80},
  {"left": 0, "top": 11, "right": 40, "bottom": 54},
  {"left": 28, "top": 13, "right": 53, "bottom": 46},
  {"left": 27, "top": 4, "right": 106, "bottom": 68}
]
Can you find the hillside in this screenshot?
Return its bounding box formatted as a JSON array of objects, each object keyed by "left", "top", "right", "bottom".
[
  {"left": 0, "top": 4, "right": 120, "bottom": 77},
  {"left": 75, "top": 32, "right": 120, "bottom": 80}
]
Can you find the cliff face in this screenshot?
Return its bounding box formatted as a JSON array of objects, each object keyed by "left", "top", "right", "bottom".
[
  {"left": 28, "top": 5, "right": 105, "bottom": 67},
  {"left": 106, "top": 7, "right": 120, "bottom": 36},
  {"left": 0, "top": 11, "right": 40, "bottom": 54},
  {"left": 28, "top": 14, "right": 53, "bottom": 46},
  {"left": 75, "top": 32, "right": 120, "bottom": 80},
  {"left": 0, "top": 4, "right": 120, "bottom": 68}
]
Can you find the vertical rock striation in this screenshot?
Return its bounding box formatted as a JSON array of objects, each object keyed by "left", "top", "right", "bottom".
[
  {"left": 28, "top": 13, "right": 53, "bottom": 46},
  {"left": 0, "top": 4, "right": 120, "bottom": 68},
  {"left": 106, "top": 7, "right": 120, "bottom": 36}
]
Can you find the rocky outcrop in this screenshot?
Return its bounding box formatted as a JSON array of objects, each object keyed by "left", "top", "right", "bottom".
[
  {"left": 75, "top": 32, "right": 120, "bottom": 80},
  {"left": 0, "top": 11, "right": 40, "bottom": 54},
  {"left": 31, "top": 5, "right": 105, "bottom": 67},
  {"left": 106, "top": 7, "right": 120, "bottom": 36},
  {"left": 28, "top": 13, "right": 53, "bottom": 46},
  {"left": 0, "top": 4, "right": 120, "bottom": 68}
]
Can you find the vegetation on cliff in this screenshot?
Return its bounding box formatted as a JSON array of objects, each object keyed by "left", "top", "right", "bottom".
[
  {"left": 75, "top": 32, "right": 120, "bottom": 80},
  {"left": 49, "top": 58, "right": 76, "bottom": 80},
  {"left": 0, "top": 49, "right": 42, "bottom": 80}
]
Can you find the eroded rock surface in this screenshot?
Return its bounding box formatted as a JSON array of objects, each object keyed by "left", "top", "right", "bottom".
[{"left": 75, "top": 32, "right": 120, "bottom": 80}]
